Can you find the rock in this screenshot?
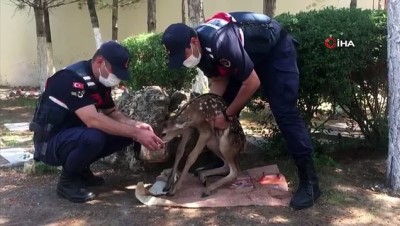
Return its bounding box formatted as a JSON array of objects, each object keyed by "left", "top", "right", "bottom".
[
  {"left": 169, "top": 91, "right": 188, "bottom": 113},
  {"left": 111, "top": 86, "right": 172, "bottom": 170},
  {"left": 117, "top": 86, "right": 171, "bottom": 132},
  {"left": 105, "top": 87, "right": 206, "bottom": 171}
]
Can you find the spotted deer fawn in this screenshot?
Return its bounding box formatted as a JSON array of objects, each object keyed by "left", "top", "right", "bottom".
[{"left": 161, "top": 93, "right": 246, "bottom": 197}]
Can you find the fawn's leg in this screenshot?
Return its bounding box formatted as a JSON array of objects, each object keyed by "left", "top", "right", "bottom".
[
  {"left": 202, "top": 129, "right": 241, "bottom": 197},
  {"left": 164, "top": 129, "right": 192, "bottom": 192},
  {"left": 167, "top": 131, "right": 210, "bottom": 196},
  {"left": 198, "top": 163, "right": 230, "bottom": 185}
]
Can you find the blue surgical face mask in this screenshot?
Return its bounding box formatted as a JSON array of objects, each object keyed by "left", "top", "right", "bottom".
[
  {"left": 183, "top": 44, "right": 201, "bottom": 68},
  {"left": 99, "top": 62, "right": 121, "bottom": 87}
]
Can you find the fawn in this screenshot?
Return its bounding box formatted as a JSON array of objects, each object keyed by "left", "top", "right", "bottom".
[{"left": 161, "top": 93, "right": 246, "bottom": 197}]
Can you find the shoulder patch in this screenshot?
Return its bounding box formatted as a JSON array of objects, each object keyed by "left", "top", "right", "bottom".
[
  {"left": 87, "top": 82, "right": 96, "bottom": 87},
  {"left": 220, "top": 59, "right": 231, "bottom": 68},
  {"left": 73, "top": 82, "right": 84, "bottom": 89},
  {"left": 71, "top": 90, "right": 85, "bottom": 98}
]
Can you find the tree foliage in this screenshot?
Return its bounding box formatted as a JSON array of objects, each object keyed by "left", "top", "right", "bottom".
[
  {"left": 122, "top": 33, "right": 196, "bottom": 95},
  {"left": 11, "top": 0, "right": 79, "bottom": 9}
]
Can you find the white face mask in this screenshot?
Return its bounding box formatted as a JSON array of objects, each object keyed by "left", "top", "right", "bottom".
[
  {"left": 183, "top": 44, "right": 201, "bottom": 68},
  {"left": 98, "top": 63, "right": 121, "bottom": 87}
]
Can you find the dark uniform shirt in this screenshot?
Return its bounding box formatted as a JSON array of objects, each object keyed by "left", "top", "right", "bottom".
[
  {"left": 195, "top": 12, "right": 282, "bottom": 82},
  {"left": 196, "top": 22, "right": 254, "bottom": 83},
  {"left": 42, "top": 60, "right": 114, "bottom": 129}
]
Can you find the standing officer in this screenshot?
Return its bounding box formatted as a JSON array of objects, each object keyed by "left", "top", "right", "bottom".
[
  {"left": 30, "top": 41, "right": 164, "bottom": 203},
  {"left": 161, "top": 12, "right": 321, "bottom": 210}
]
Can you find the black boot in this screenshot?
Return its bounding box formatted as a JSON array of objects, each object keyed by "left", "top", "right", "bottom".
[
  {"left": 57, "top": 170, "right": 95, "bottom": 203},
  {"left": 290, "top": 156, "right": 321, "bottom": 210},
  {"left": 81, "top": 168, "right": 105, "bottom": 187}
]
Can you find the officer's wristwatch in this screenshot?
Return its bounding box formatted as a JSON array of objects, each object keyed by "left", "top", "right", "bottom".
[{"left": 222, "top": 109, "right": 233, "bottom": 122}]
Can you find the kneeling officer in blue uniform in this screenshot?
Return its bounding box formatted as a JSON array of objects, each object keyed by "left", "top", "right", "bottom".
[
  {"left": 30, "top": 41, "right": 164, "bottom": 203},
  {"left": 162, "top": 12, "right": 321, "bottom": 210}
]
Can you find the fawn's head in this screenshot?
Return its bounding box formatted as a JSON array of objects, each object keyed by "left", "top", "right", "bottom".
[{"left": 161, "top": 113, "right": 193, "bottom": 142}]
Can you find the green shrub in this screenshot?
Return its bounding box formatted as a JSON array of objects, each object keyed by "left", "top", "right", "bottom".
[
  {"left": 122, "top": 33, "right": 197, "bottom": 94},
  {"left": 274, "top": 8, "right": 388, "bottom": 151},
  {"left": 254, "top": 8, "right": 388, "bottom": 157}
]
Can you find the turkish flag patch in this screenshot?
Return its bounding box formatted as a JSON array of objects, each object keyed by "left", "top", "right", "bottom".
[{"left": 73, "top": 82, "right": 84, "bottom": 89}]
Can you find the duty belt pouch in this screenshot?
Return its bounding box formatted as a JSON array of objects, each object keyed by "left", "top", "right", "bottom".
[
  {"left": 30, "top": 122, "right": 44, "bottom": 141},
  {"left": 33, "top": 142, "right": 43, "bottom": 161}
]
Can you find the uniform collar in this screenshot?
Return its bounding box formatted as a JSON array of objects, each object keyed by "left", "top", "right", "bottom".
[{"left": 86, "top": 59, "right": 96, "bottom": 78}]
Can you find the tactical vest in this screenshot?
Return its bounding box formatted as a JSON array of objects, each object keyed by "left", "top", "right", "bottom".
[
  {"left": 196, "top": 12, "right": 284, "bottom": 76},
  {"left": 64, "top": 61, "right": 98, "bottom": 91},
  {"left": 30, "top": 61, "right": 98, "bottom": 143},
  {"left": 198, "top": 12, "right": 282, "bottom": 57}
]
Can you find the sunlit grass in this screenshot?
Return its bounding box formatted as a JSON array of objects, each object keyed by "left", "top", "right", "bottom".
[
  {"left": 28, "top": 161, "right": 61, "bottom": 175},
  {"left": 0, "top": 98, "right": 37, "bottom": 109},
  {"left": 0, "top": 97, "right": 36, "bottom": 148},
  {"left": 0, "top": 132, "right": 33, "bottom": 148}
]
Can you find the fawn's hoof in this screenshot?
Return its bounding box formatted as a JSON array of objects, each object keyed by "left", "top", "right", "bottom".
[
  {"left": 166, "top": 192, "right": 175, "bottom": 197},
  {"left": 201, "top": 188, "right": 214, "bottom": 198},
  {"left": 162, "top": 183, "right": 172, "bottom": 192},
  {"left": 198, "top": 173, "right": 207, "bottom": 185},
  {"left": 167, "top": 187, "right": 177, "bottom": 197},
  {"left": 201, "top": 192, "right": 210, "bottom": 198}
]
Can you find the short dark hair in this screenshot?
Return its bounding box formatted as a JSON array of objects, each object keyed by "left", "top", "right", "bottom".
[{"left": 92, "top": 48, "right": 102, "bottom": 60}]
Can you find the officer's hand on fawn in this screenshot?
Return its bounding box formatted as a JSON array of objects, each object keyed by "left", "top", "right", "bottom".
[{"left": 205, "top": 113, "right": 230, "bottom": 130}]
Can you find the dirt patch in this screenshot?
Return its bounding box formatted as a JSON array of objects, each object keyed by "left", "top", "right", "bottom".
[
  {"left": 1, "top": 152, "right": 399, "bottom": 226},
  {"left": 1, "top": 89, "right": 399, "bottom": 226}
]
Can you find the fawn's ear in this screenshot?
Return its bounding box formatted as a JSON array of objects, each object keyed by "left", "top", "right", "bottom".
[
  {"left": 173, "top": 116, "right": 193, "bottom": 128},
  {"left": 175, "top": 123, "right": 186, "bottom": 129},
  {"left": 175, "top": 120, "right": 192, "bottom": 129}
]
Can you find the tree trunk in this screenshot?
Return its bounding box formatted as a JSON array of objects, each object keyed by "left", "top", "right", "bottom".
[
  {"left": 387, "top": 0, "right": 400, "bottom": 191},
  {"left": 12, "top": 0, "right": 77, "bottom": 91},
  {"left": 87, "top": 0, "right": 102, "bottom": 49},
  {"left": 350, "top": 0, "right": 357, "bottom": 8},
  {"left": 263, "top": 0, "right": 276, "bottom": 18},
  {"left": 187, "top": 0, "right": 208, "bottom": 94},
  {"left": 187, "top": 0, "right": 204, "bottom": 26},
  {"left": 43, "top": 2, "right": 54, "bottom": 81},
  {"left": 181, "top": 0, "right": 186, "bottom": 23},
  {"left": 34, "top": 0, "right": 48, "bottom": 92},
  {"left": 112, "top": 0, "right": 118, "bottom": 40},
  {"left": 147, "top": 0, "right": 156, "bottom": 33}
]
